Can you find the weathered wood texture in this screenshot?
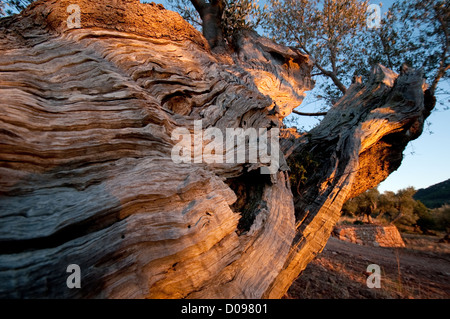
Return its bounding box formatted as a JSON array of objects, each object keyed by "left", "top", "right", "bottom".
[{"left": 0, "top": 0, "right": 433, "bottom": 298}]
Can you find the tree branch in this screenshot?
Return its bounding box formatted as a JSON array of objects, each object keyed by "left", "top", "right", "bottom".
[
  {"left": 430, "top": 6, "right": 449, "bottom": 95},
  {"left": 378, "top": 31, "right": 394, "bottom": 70},
  {"left": 313, "top": 61, "right": 347, "bottom": 94},
  {"left": 293, "top": 110, "right": 327, "bottom": 116}
]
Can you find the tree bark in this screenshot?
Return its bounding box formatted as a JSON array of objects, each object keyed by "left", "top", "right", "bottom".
[
  {"left": 191, "top": 0, "right": 226, "bottom": 50},
  {"left": 0, "top": 0, "right": 435, "bottom": 299}
]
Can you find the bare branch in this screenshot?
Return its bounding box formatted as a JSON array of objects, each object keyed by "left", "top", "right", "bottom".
[
  {"left": 292, "top": 110, "right": 327, "bottom": 116},
  {"left": 313, "top": 61, "right": 347, "bottom": 94},
  {"left": 286, "top": 24, "right": 347, "bottom": 95}
]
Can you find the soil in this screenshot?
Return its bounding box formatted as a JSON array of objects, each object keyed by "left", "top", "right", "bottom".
[{"left": 285, "top": 234, "right": 450, "bottom": 299}]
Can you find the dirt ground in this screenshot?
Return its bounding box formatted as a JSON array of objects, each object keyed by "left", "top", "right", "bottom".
[{"left": 285, "top": 234, "right": 450, "bottom": 299}]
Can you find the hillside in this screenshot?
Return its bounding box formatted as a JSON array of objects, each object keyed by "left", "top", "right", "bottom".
[{"left": 414, "top": 178, "right": 450, "bottom": 208}]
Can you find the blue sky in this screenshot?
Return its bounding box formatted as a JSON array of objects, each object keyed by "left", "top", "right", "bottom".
[{"left": 151, "top": 0, "right": 450, "bottom": 192}]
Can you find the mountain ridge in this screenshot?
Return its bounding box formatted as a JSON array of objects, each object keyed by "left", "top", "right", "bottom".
[{"left": 414, "top": 178, "right": 450, "bottom": 208}]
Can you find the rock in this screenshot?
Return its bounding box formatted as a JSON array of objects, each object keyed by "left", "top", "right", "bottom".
[{"left": 332, "top": 225, "right": 406, "bottom": 248}]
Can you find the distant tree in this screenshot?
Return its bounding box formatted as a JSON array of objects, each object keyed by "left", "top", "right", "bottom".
[
  {"left": 343, "top": 186, "right": 436, "bottom": 231},
  {"left": 387, "top": 187, "right": 419, "bottom": 227},
  {"left": 415, "top": 201, "right": 435, "bottom": 232},
  {"left": 342, "top": 187, "right": 380, "bottom": 223},
  {"left": 377, "top": 190, "right": 398, "bottom": 221},
  {"left": 358, "top": 188, "right": 380, "bottom": 223},
  {"left": 433, "top": 204, "right": 450, "bottom": 232},
  {"left": 264, "top": 0, "right": 448, "bottom": 112},
  {"left": 342, "top": 198, "right": 358, "bottom": 217}
]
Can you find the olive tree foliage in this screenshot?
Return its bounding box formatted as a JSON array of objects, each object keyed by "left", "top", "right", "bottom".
[
  {"left": 431, "top": 205, "right": 450, "bottom": 232},
  {"left": 342, "top": 187, "right": 379, "bottom": 223},
  {"left": 263, "top": 0, "right": 369, "bottom": 106},
  {"left": 390, "top": 187, "right": 421, "bottom": 226},
  {"left": 363, "top": 0, "right": 449, "bottom": 98},
  {"left": 341, "top": 187, "right": 447, "bottom": 232},
  {"left": 341, "top": 182, "right": 450, "bottom": 234}
]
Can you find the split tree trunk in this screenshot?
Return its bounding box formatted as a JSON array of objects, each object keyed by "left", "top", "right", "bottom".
[{"left": 0, "top": 0, "right": 434, "bottom": 298}]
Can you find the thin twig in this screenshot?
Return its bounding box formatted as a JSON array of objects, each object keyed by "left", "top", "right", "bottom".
[{"left": 293, "top": 110, "right": 328, "bottom": 116}]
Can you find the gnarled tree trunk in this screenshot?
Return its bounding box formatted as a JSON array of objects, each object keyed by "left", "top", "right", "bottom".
[{"left": 0, "top": 0, "right": 434, "bottom": 298}]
